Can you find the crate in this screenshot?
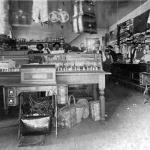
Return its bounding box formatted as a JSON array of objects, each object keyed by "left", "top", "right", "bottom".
[{"left": 139, "top": 72, "right": 150, "bottom": 86}]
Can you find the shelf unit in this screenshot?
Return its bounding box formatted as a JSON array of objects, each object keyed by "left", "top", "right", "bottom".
[{"left": 11, "top": 24, "right": 31, "bottom": 27}]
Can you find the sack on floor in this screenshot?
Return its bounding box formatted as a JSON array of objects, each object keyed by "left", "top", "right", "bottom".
[
  {"left": 90, "top": 101, "right": 100, "bottom": 121},
  {"left": 77, "top": 98, "right": 89, "bottom": 119}
]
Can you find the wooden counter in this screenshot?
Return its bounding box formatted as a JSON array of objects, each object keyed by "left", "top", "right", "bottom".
[{"left": 111, "top": 63, "right": 148, "bottom": 84}]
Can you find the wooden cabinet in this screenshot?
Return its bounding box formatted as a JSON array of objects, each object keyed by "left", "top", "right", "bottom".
[{"left": 111, "top": 63, "right": 148, "bottom": 84}]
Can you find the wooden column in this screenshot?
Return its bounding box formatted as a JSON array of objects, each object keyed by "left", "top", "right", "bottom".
[
  {"left": 98, "top": 75, "right": 105, "bottom": 120},
  {"left": 93, "top": 84, "right": 98, "bottom": 100}
]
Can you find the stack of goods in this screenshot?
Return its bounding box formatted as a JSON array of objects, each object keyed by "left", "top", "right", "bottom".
[
  {"left": 20, "top": 35, "right": 65, "bottom": 51},
  {"left": 16, "top": 38, "right": 28, "bottom": 51},
  {"left": 109, "top": 29, "right": 117, "bottom": 46},
  {"left": 45, "top": 54, "right": 103, "bottom": 72},
  {"left": 145, "top": 29, "right": 150, "bottom": 44},
  {"left": 56, "top": 54, "right": 103, "bottom": 72},
  {"left": 117, "top": 19, "right": 133, "bottom": 45},
  {"left": 0, "top": 58, "right": 18, "bottom": 72},
  {"left": 0, "top": 34, "right": 17, "bottom": 51},
  {"left": 56, "top": 64, "right": 102, "bottom": 72},
  {"left": 133, "top": 32, "right": 145, "bottom": 45}
]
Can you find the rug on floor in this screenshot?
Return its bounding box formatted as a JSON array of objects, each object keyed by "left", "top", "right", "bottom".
[{"left": 18, "top": 135, "right": 46, "bottom": 147}]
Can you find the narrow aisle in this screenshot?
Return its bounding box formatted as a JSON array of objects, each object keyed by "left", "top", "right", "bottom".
[{"left": 0, "top": 82, "right": 150, "bottom": 150}]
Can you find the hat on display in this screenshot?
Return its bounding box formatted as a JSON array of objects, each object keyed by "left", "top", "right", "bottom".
[
  {"left": 107, "top": 45, "right": 113, "bottom": 49},
  {"left": 95, "top": 40, "right": 100, "bottom": 45}
]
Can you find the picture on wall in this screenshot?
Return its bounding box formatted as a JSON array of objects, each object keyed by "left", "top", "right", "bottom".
[{"left": 86, "top": 38, "right": 99, "bottom": 52}]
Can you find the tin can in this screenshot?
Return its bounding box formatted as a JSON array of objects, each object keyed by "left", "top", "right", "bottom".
[{"left": 57, "top": 84, "right": 68, "bottom": 104}]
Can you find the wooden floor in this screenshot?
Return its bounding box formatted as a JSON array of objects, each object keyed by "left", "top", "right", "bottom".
[{"left": 0, "top": 81, "right": 150, "bottom": 150}]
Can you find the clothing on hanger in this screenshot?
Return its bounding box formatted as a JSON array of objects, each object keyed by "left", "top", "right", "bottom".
[{"left": 32, "top": 0, "right": 48, "bottom": 23}]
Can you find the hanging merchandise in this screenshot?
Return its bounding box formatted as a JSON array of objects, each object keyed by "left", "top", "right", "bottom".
[
  {"left": 58, "top": 9, "right": 69, "bottom": 23},
  {"left": 0, "top": 0, "right": 11, "bottom": 36},
  {"left": 78, "top": 1, "right": 84, "bottom": 32},
  {"left": 32, "top": 0, "right": 49, "bottom": 23},
  {"left": 73, "top": 16, "right": 78, "bottom": 33},
  {"left": 49, "top": 11, "right": 59, "bottom": 23},
  {"left": 78, "top": 15, "right": 84, "bottom": 32},
  {"left": 73, "top": 1, "right": 79, "bottom": 33},
  {"left": 49, "top": 9, "right": 69, "bottom": 23}
]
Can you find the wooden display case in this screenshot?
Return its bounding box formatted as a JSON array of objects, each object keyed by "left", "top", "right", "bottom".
[{"left": 0, "top": 53, "right": 110, "bottom": 120}]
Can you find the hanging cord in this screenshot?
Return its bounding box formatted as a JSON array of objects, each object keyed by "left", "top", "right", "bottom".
[{"left": 116, "top": 0, "right": 118, "bottom": 24}]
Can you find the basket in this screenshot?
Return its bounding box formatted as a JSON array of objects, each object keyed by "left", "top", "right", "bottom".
[
  {"left": 58, "top": 95, "right": 84, "bottom": 128},
  {"left": 58, "top": 95, "right": 76, "bottom": 128}
]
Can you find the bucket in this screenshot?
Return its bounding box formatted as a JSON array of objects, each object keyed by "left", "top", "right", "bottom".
[{"left": 57, "top": 84, "right": 68, "bottom": 104}]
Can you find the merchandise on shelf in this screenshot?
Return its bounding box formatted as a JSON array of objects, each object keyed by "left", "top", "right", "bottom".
[
  {"left": 29, "top": 53, "right": 103, "bottom": 72},
  {"left": 117, "top": 19, "right": 133, "bottom": 46},
  {"left": 0, "top": 58, "right": 19, "bottom": 72}
]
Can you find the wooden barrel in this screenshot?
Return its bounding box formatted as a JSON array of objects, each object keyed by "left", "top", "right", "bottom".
[{"left": 57, "top": 84, "right": 68, "bottom": 104}]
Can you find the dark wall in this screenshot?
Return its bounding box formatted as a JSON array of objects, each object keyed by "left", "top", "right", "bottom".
[{"left": 95, "top": 0, "right": 147, "bottom": 28}]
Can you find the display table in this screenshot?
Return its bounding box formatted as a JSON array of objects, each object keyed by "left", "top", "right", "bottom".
[
  {"left": 0, "top": 70, "right": 110, "bottom": 120},
  {"left": 0, "top": 53, "right": 110, "bottom": 120}
]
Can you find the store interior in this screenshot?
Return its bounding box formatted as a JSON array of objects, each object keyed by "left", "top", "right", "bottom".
[{"left": 0, "top": 0, "right": 150, "bottom": 149}]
